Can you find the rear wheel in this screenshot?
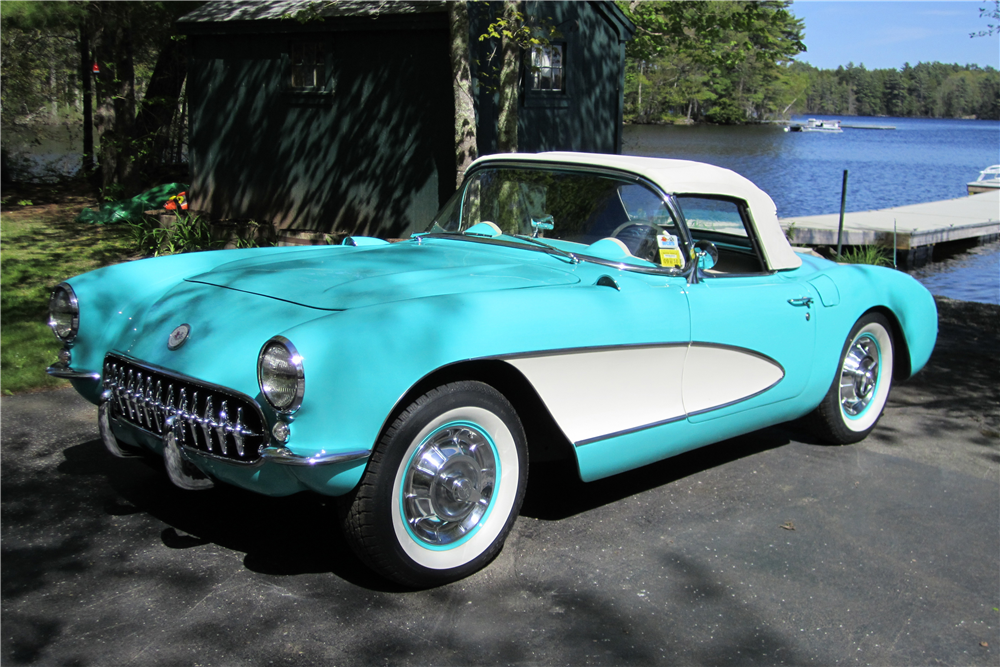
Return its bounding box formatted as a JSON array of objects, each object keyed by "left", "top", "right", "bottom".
[
  {"left": 810, "top": 313, "right": 894, "bottom": 444},
  {"left": 341, "top": 381, "right": 527, "bottom": 587}
]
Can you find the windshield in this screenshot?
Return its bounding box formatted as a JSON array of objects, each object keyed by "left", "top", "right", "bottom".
[{"left": 428, "top": 166, "right": 688, "bottom": 270}]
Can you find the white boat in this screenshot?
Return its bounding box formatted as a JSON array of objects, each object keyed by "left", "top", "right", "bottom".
[
  {"left": 786, "top": 118, "right": 843, "bottom": 133},
  {"left": 967, "top": 165, "right": 1000, "bottom": 194}
]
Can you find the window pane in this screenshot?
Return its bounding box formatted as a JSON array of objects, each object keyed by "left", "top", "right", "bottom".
[
  {"left": 431, "top": 167, "right": 685, "bottom": 268},
  {"left": 529, "top": 44, "right": 564, "bottom": 91},
  {"left": 290, "top": 42, "right": 325, "bottom": 89},
  {"left": 678, "top": 196, "right": 748, "bottom": 237}
]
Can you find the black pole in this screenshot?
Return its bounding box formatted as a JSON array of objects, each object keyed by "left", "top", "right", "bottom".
[{"left": 836, "top": 169, "right": 848, "bottom": 259}]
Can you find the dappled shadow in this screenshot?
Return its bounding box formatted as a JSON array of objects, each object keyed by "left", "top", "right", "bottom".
[
  {"left": 472, "top": 1, "right": 629, "bottom": 155},
  {"left": 54, "top": 439, "right": 403, "bottom": 592},
  {"left": 186, "top": 15, "right": 454, "bottom": 238},
  {"left": 874, "top": 298, "right": 1000, "bottom": 455}
]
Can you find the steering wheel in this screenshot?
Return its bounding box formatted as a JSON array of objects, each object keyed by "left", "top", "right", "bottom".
[{"left": 610, "top": 222, "right": 659, "bottom": 262}]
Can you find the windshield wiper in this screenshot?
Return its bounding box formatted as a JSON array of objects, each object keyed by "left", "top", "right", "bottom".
[{"left": 511, "top": 235, "right": 580, "bottom": 264}]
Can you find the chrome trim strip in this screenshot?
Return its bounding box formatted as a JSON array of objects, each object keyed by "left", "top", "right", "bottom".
[
  {"left": 259, "top": 446, "right": 371, "bottom": 466},
  {"left": 46, "top": 362, "right": 100, "bottom": 380},
  {"left": 499, "top": 341, "right": 690, "bottom": 362},
  {"left": 172, "top": 445, "right": 370, "bottom": 467},
  {"left": 575, "top": 414, "right": 687, "bottom": 447},
  {"left": 685, "top": 376, "right": 784, "bottom": 419}
]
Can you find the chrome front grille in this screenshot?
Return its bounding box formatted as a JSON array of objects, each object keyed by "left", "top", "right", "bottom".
[{"left": 103, "top": 354, "right": 266, "bottom": 463}]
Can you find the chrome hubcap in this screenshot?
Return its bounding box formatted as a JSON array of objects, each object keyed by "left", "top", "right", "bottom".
[
  {"left": 840, "top": 334, "right": 880, "bottom": 416},
  {"left": 402, "top": 424, "right": 497, "bottom": 546}
]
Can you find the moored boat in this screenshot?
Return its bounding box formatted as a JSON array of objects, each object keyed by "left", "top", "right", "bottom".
[
  {"left": 786, "top": 118, "right": 843, "bottom": 133},
  {"left": 967, "top": 165, "right": 1000, "bottom": 194}
]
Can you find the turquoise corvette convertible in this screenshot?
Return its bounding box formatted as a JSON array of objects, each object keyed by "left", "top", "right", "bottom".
[{"left": 48, "top": 153, "right": 937, "bottom": 587}]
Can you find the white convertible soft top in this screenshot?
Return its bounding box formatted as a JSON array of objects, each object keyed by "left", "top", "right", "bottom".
[{"left": 472, "top": 152, "right": 802, "bottom": 272}]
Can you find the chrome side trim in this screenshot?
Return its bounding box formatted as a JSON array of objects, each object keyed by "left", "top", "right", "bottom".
[
  {"left": 575, "top": 414, "right": 687, "bottom": 447},
  {"left": 46, "top": 362, "right": 100, "bottom": 380}
]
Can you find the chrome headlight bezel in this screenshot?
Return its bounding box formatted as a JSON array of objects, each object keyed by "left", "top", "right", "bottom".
[
  {"left": 48, "top": 282, "right": 80, "bottom": 343},
  {"left": 257, "top": 336, "right": 305, "bottom": 414}
]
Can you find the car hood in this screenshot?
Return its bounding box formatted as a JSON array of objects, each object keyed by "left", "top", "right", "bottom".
[{"left": 185, "top": 242, "right": 580, "bottom": 309}]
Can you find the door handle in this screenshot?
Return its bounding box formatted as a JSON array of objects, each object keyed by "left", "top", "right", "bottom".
[{"left": 787, "top": 297, "right": 814, "bottom": 307}]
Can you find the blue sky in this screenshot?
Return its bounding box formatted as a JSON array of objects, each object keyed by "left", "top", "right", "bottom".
[{"left": 789, "top": 1, "right": 1000, "bottom": 70}]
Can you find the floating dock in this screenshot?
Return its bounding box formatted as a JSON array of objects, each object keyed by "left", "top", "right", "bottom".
[{"left": 779, "top": 190, "right": 1000, "bottom": 267}]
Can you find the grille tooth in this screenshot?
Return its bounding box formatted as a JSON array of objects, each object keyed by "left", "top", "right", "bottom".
[
  {"left": 201, "top": 396, "right": 214, "bottom": 453},
  {"left": 138, "top": 374, "right": 151, "bottom": 428},
  {"left": 189, "top": 391, "right": 200, "bottom": 448},
  {"left": 177, "top": 388, "right": 189, "bottom": 446},
  {"left": 102, "top": 354, "right": 264, "bottom": 463},
  {"left": 215, "top": 400, "right": 230, "bottom": 455},
  {"left": 234, "top": 408, "right": 246, "bottom": 457},
  {"left": 152, "top": 380, "right": 164, "bottom": 432},
  {"left": 125, "top": 370, "right": 137, "bottom": 422}
]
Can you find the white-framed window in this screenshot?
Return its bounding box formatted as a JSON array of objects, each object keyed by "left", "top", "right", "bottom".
[{"left": 528, "top": 44, "right": 565, "bottom": 92}]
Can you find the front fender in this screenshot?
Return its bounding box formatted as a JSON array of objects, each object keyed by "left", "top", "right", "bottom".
[
  {"left": 273, "top": 277, "right": 688, "bottom": 462},
  {"left": 61, "top": 246, "right": 326, "bottom": 402}
]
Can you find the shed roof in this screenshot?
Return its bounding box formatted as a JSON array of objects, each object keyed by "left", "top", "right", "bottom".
[
  {"left": 178, "top": 0, "right": 634, "bottom": 38},
  {"left": 177, "top": 0, "right": 447, "bottom": 24}
]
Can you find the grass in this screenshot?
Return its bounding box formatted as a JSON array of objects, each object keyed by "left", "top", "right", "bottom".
[
  {"left": 838, "top": 245, "right": 892, "bottom": 267},
  {"left": 1, "top": 182, "right": 136, "bottom": 394}
]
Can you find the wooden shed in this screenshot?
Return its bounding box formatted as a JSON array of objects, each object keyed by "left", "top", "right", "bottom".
[{"left": 178, "top": 1, "right": 634, "bottom": 240}]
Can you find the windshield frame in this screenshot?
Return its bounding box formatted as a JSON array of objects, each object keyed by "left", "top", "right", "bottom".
[{"left": 424, "top": 160, "right": 693, "bottom": 276}]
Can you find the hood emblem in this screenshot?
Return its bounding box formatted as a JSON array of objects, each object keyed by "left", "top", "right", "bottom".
[{"left": 167, "top": 324, "right": 191, "bottom": 350}]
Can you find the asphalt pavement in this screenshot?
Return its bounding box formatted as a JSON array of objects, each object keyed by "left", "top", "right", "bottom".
[{"left": 2, "top": 297, "right": 997, "bottom": 666}]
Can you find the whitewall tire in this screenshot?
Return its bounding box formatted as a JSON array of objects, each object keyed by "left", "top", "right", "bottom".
[
  {"left": 341, "top": 381, "right": 527, "bottom": 587},
  {"left": 811, "top": 313, "right": 895, "bottom": 444}
]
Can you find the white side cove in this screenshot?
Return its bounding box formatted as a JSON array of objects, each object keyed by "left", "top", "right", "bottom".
[
  {"left": 508, "top": 344, "right": 784, "bottom": 445},
  {"left": 682, "top": 345, "right": 784, "bottom": 415}
]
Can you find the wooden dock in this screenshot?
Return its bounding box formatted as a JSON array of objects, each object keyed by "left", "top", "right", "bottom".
[{"left": 780, "top": 190, "right": 1000, "bottom": 265}]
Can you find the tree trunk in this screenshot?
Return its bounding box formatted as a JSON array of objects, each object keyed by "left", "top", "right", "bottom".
[
  {"left": 79, "top": 24, "right": 94, "bottom": 173},
  {"left": 496, "top": 0, "right": 520, "bottom": 153},
  {"left": 93, "top": 7, "right": 137, "bottom": 192},
  {"left": 448, "top": 1, "right": 476, "bottom": 188},
  {"left": 133, "top": 35, "right": 188, "bottom": 176}
]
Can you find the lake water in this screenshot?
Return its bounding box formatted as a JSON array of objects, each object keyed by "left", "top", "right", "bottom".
[{"left": 624, "top": 116, "right": 1000, "bottom": 304}]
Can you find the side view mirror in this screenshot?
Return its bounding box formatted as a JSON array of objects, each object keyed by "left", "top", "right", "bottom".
[
  {"left": 687, "top": 240, "right": 719, "bottom": 285},
  {"left": 694, "top": 240, "right": 719, "bottom": 270}
]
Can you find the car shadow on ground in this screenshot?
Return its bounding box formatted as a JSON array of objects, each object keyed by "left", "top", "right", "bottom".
[
  {"left": 521, "top": 424, "right": 801, "bottom": 522},
  {"left": 47, "top": 422, "right": 802, "bottom": 592},
  {"left": 56, "top": 439, "right": 405, "bottom": 591}
]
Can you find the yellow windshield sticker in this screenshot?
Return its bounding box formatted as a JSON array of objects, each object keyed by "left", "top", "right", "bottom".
[{"left": 657, "top": 233, "right": 683, "bottom": 267}]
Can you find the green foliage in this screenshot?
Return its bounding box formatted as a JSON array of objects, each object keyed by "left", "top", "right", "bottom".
[
  {"left": 126, "top": 213, "right": 222, "bottom": 256},
  {"left": 620, "top": 1, "right": 998, "bottom": 123},
  {"left": 793, "top": 61, "right": 1000, "bottom": 120},
  {"left": 838, "top": 245, "right": 892, "bottom": 267},
  {"left": 971, "top": 0, "right": 1000, "bottom": 37},
  {"left": 0, "top": 196, "right": 133, "bottom": 394},
  {"left": 619, "top": 1, "right": 805, "bottom": 123}
]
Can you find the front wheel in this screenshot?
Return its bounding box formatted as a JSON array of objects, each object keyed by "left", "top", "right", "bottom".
[
  {"left": 341, "top": 381, "right": 527, "bottom": 587},
  {"left": 810, "top": 313, "right": 895, "bottom": 444}
]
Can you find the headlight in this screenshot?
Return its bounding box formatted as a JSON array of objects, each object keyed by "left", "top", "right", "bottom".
[
  {"left": 48, "top": 283, "right": 79, "bottom": 343},
  {"left": 257, "top": 336, "right": 305, "bottom": 413}
]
